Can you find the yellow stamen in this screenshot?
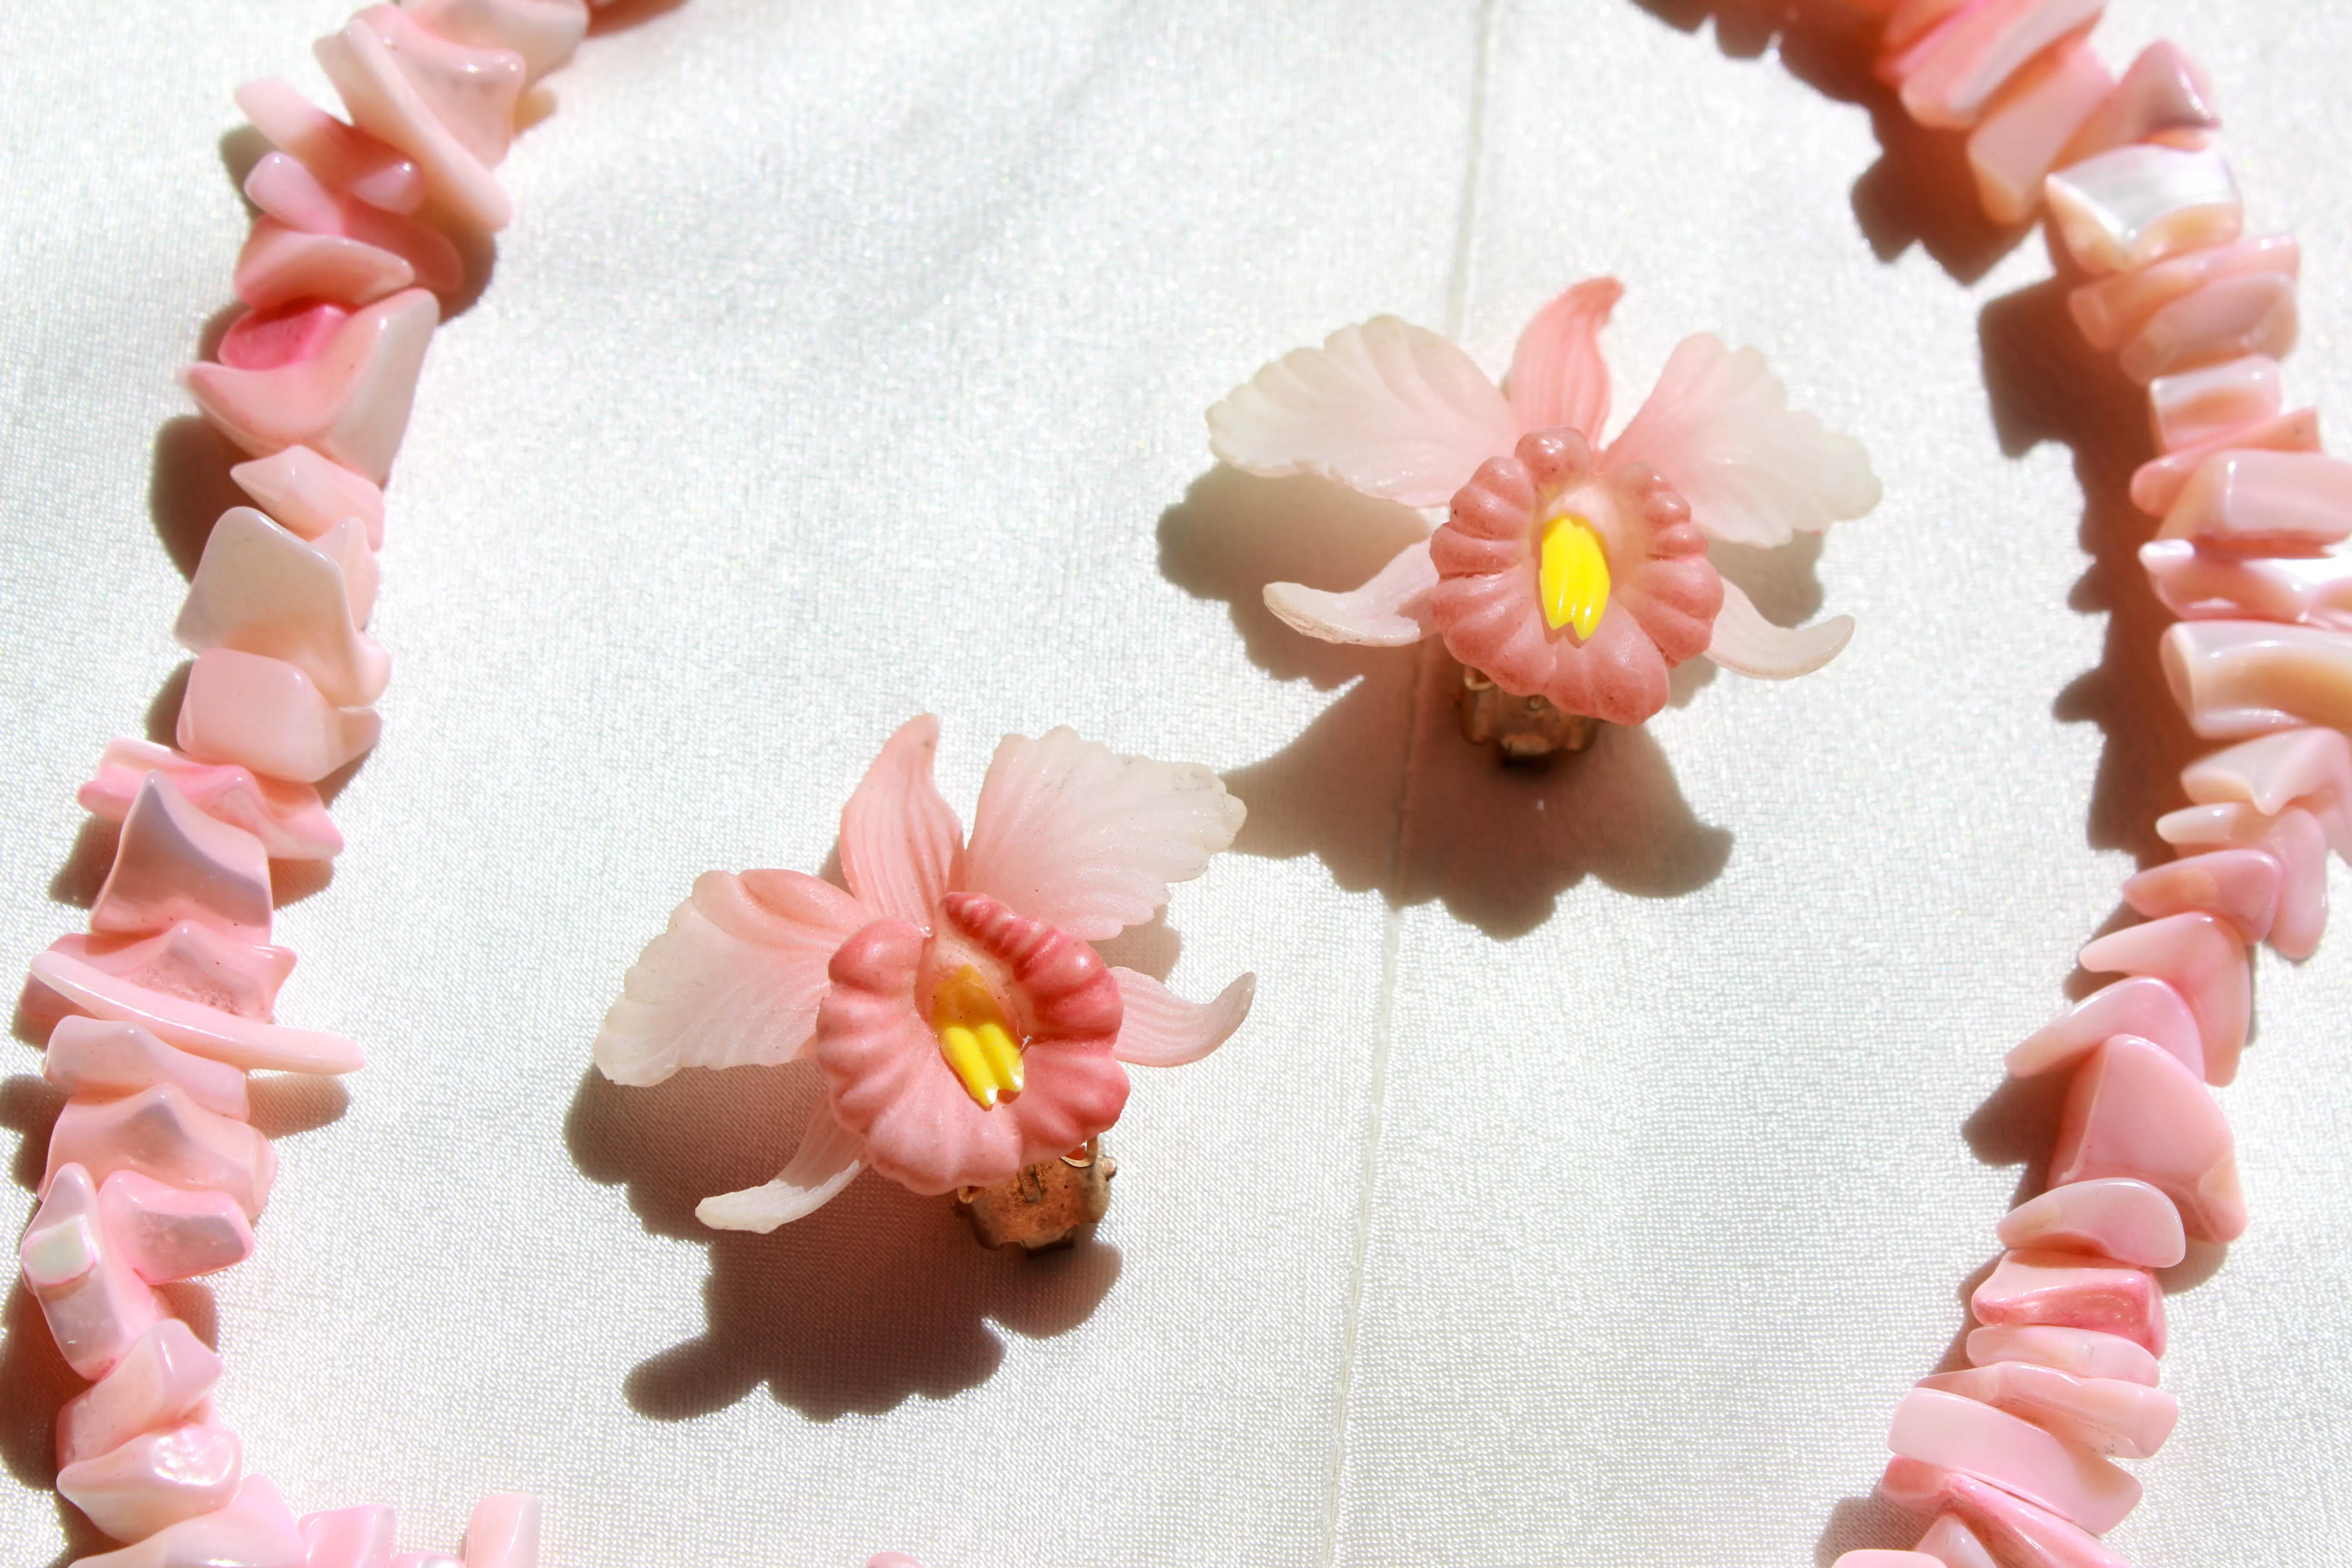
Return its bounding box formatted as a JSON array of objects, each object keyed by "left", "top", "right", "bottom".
[
  {"left": 931, "top": 965, "right": 1024, "bottom": 1108},
  {"left": 1539, "top": 513, "right": 1610, "bottom": 638}
]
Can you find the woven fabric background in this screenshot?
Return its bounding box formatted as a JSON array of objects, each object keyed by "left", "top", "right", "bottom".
[{"left": 3, "top": 3, "right": 2349, "bottom": 1565}]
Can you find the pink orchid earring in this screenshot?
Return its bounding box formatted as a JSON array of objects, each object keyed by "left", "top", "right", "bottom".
[
  {"left": 1207, "top": 279, "right": 1883, "bottom": 756},
  {"left": 592, "top": 717, "right": 1254, "bottom": 1251}
]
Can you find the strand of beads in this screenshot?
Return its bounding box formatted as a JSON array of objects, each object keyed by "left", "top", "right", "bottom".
[
  {"left": 1827, "top": 5, "right": 2342, "bottom": 1567},
  {"left": 14, "top": 4, "right": 619, "bottom": 1564}
]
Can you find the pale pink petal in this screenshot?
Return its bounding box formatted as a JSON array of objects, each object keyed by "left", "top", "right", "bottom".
[
  {"left": 1606, "top": 333, "right": 1882, "bottom": 547},
  {"left": 1110, "top": 968, "right": 1254, "bottom": 1067},
  {"left": 1207, "top": 315, "right": 1519, "bottom": 508},
  {"left": 1506, "top": 277, "right": 1622, "bottom": 439},
  {"left": 1263, "top": 537, "right": 1437, "bottom": 647},
  {"left": 693, "top": 1107, "right": 863, "bottom": 1233},
  {"left": 838, "top": 715, "right": 963, "bottom": 927},
  {"left": 1703, "top": 578, "right": 1856, "bottom": 678},
  {"left": 592, "top": 868, "right": 869, "bottom": 1087},
  {"left": 960, "top": 729, "right": 1246, "bottom": 941}
]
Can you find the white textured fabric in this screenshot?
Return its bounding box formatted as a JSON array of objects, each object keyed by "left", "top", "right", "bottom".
[{"left": 3, "top": 4, "right": 2350, "bottom": 1567}]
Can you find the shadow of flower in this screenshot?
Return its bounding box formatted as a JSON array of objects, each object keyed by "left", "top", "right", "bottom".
[{"left": 565, "top": 1063, "right": 1119, "bottom": 1422}]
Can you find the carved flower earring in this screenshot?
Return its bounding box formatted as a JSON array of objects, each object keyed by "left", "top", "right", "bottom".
[
  {"left": 593, "top": 716, "right": 1254, "bottom": 1250},
  {"left": 1207, "top": 279, "right": 1883, "bottom": 756}
]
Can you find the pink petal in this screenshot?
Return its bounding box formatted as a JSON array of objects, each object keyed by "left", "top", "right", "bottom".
[
  {"left": 1263, "top": 537, "right": 1437, "bottom": 647},
  {"left": 961, "top": 729, "right": 1245, "bottom": 942},
  {"left": 1704, "top": 578, "right": 1856, "bottom": 678},
  {"left": 693, "top": 1107, "right": 864, "bottom": 1233},
  {"left": 1505, "top": 277, "right": 1622, "bottom": 439},
  {"left": 839, "top": 715, "right": 964, "bottom": 927},
  {"left": 1110, "top": 968, "right": 1255, "bottom": 1067},
  {"left": 1207, "top": 314, "right": 1519, "bottom": 508},
  {"left": 1606, "top": 333, "right": 1881, "bottom": 547},
  {"left": 592, "top": 868, "right": 869, "bottom": 1087}
]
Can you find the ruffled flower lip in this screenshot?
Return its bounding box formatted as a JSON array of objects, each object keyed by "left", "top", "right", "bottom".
[{"left": 1431, "top": 428, "right": 1724, "bottom": 728}]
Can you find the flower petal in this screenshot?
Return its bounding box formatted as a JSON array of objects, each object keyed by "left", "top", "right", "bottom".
[
  {"left": 1207, "top": 315, "right": 1519, "bottom": 508},
  {"left": 1606, "top": 333, "right": 1882, "bottom": 547},
  {"left": 693, "top": 1106, "right": 864, "bottom": 1233},
  {"left": 1263, "top": 538, "right": 1437, "bottom": 647},
  {"left": 839, "top": 715, "right": 963, "bottom": 927},
  {"left": 1704, "top": 578, "right": 1855, "bottom": 678},
  {"left": 1110, "top": 968, "right": 1255, "bottom": 1067},
  {"left": 592, "top": 868, "right": 869, "bottom": 1087},
  {"left": 960, "top": 729, "right": 1246, "bottom": 941},
  {"left": 1506, "top": 278, "right": 1621, "bottom": 439}
]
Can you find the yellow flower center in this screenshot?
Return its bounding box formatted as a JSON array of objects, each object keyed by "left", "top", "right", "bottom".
[
  {"left": 931, "top": 964, "right": 1024, "bottom": 1109},
  {"left": 1539, "top": 513, "right": 1610, "bottom": 639}
]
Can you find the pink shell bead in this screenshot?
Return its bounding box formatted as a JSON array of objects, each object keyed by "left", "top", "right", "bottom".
[
  {"left": 461, "top": 1494, "right": 544, "bottom": 1568},
  {"left": 1886, "top": 1387, "right": 2139, "bottom": 1533},
  {"left": 177, "top": 647, "right": 382, "bottom": 785},
  {"left": 1880, "top": 1458, "right": 2133, "bottom": 1568},
  {"left": 2045, "top": 142, "right": 2244, "bottom": 275},
  {"left": 1917, "top": 1362, "right": 2178, "bottom": 1459},
  {"left": 24, "top": 945, "right": 363, "bottom": 1076},
  {"left": 299, "top": 1506, "right": 397, "bottom": 1568},
  {"left": 2161, "top": 619, "right": 2352, "bottom": 740},
  {"left": 1885, "top": 0, "right": 2106, "bottom": 130},
  {"left": 2062, "top": 41, "right": 2221, "bottom": 160},
  {"left": 2183, "top": 725, "right": 2352, "bottom": 854},
  {"left": 2155, "top": 800, "right": 2328, "bottom": 961},
  {"left": 2118, "top": 848, "right": 2279, "bottom": 945},
  {"left": 175, "top": 507, "right": 390, "bottom": 708},
  {"left": 2141, "top": 539, "right": 2352, "bottom": 637},
  {"left": 91, "top": 774, "right": 274, "bottom": 945},
  {"left": 2048, "top": 1034, "right": 2246, "bottom": 1243},
  {"left": 1914, "top": 1514, "right": 2002, "bottom": 1568},
  {"left": 58, "top": 1319, "right": 224, "bottom": 1470},
  {"left": 2153, "top": 450, "right": 2352, "bottom": 553},
  {"left": 314, "top": 9, "right": 524, "bottom": 231},
  {"left": 186, "top": 288, "right": 439, "bottom": 484},
  {"left": 58, "top": 1420, "right": 245, "bottom": 1543},
  {"left": 405, "top": 0, "right": 590, "bottom": 84},
  {"left": 231, "top": 444, "right": 388, "bottom": 550},
  {"left": 242, "top": 151, "right": 461, "bottom": 296},
  {"left": 2006, "top": 975, "right": 2200, "bottom": 1079},
  {"left": 2147, "top": 355, "right": 2282, "bottom": 452},
  {"left": 79, "top": 738, "right": 343, "bottom": 862},
  {"left": 37, "top": 921, "right": 295, "bottom": 1029},
  {"left": 233, "top": 77, "right": 426, "bottom": 214},
  {"left": 1996, "top": 1178, "right": 2185, "bottom": 1269},
  {"left": 2133, "top": 408, "right": 2321, "bottom": 516},
  {"left": 98, "top": 1169, "right": 258, "bottom": 1284},
  {"left": 235, "top": 220, "right": 414, "bottom": 312},
  {"left": 2118, "top": 271, "right": 2299, "bottom": 385},
  {"left": 2075, "top": 912, "right": 2247, "bottom": 1083},
  {"left": 74, "top": 1474, "right": 305, "bottom": 1568},
  {"left": 1835, "top": 1554, "right": 1941, "bottom": 1568},
  {"left": 1967, "top": 1324, "right": 2160, "bottom": 1388},
  {"left": 46, "top": 1085, "right": 278, "bottom": 1222},
  {"left": 19, "top": 1163, "right": 163, "bottom": 1381},
  {"left": 220, "top": 302, "right": 352, "bottom": 372},
  {"left": 1971, "top": 1247, "right": 2165, "bottom": 1357},
  {"left": 2069, "top": 234, "right": 2298, "bottom": 352},
  {"left": 1965, "top": 40, "right": 2111, "bottom": 223}
]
